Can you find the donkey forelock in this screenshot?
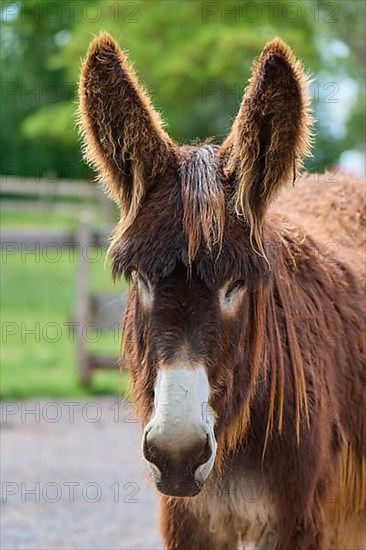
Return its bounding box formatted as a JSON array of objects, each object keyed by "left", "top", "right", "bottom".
[{"left": 180, "top": 144, "right": 225, "bottom": 264}]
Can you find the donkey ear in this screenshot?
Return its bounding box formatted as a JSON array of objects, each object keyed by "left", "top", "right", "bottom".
[
  {"left": 219, "top": 38, "right": 313, "bottom": 252},
  {"left": 78, "top": 33, "right": 174, "bottom": 225}
]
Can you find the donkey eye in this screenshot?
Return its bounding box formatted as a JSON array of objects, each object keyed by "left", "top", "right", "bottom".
[
  {"left": 219, "top": 279, "right": 246, "bottom": 314},
  {"left": 137, "top": 273, "right": 151, "bottom": 293},
  {"left": 225, "top": 280, "right": 245, "bottom": 301}
]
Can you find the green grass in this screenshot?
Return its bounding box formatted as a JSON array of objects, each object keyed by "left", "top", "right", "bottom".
[
  {"left": 0, "top": 208, "right": 118, "bottom": 230},
  {"left": 0, "top": 211, "right": 81, "bottom": 229},
  {"left": 1, "top": 245, "right": 129, "bottom": 400}
]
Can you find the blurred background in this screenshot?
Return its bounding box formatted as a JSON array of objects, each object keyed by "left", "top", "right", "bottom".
[{"left": 1, "top": 0, "right": 365, "bottom": 399}]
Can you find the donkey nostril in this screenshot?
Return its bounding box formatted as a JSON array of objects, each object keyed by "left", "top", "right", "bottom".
[
  {"left": 191, "top": 435, "right": 212, "bottom": 469},
  {"left": 143, "top": 431, "right": 169, "bottom": 472}
]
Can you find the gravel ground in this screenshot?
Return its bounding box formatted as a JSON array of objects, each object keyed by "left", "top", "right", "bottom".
[{"left": 1, "top": 399, "right": 162, "bottom": 550}]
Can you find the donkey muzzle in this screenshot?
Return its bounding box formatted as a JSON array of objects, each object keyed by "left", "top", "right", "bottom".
[{"left": 142, "top": 366, "right": 217, "bottom": 497}]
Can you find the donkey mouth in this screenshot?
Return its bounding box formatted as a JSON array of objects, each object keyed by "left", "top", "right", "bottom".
[
  {"left": 155, "top": 477, "right": 203, "bottom": 497},
  {"left": 145, "top": 451, "right": 214, "bottom": 498}
]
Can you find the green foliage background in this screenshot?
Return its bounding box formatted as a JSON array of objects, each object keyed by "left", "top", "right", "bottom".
[{"left": 1, "top": 0, "right": 365, "bottom": 180}]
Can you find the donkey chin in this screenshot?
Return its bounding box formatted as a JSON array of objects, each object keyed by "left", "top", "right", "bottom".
[{"left": 141, "top": 366, "right": 217, "bottom": 497}]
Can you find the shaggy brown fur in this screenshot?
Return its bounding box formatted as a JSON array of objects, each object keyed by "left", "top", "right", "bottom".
[{"left": 79, "top": 34, "right": 366, "bottom": 550}]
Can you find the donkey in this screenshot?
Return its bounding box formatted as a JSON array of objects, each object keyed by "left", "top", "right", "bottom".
[{"left": 79, "top": 34, "right": 366, "bottom": 549}]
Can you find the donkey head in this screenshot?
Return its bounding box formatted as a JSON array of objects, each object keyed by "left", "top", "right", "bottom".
[{"left": 79, "top": 33, "right": 312, "bottom": 497}]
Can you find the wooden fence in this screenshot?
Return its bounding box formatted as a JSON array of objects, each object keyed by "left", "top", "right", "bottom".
[
  {"left": 1, "top": 176, "right": 124, "bottom": 385},
  {"left": 0, "top": 176, "right": 115, "bottom": 221}
]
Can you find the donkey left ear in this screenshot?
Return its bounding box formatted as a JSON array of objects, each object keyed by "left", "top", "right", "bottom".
[
  {"left": 78, "top": 33, "right": 174, "bottom": 228},
  {"left": 219, "top": 38, "right": 313, "bottom": 252}
]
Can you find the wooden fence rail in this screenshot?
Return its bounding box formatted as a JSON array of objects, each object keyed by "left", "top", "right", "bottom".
[
  {"left": 1, "top": 176, "right": 97, "bottom": 199},
  {"left": 1, "top": 176, "right": 116, "bottom": 222}
]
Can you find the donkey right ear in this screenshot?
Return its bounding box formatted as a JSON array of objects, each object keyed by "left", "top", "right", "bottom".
[
  {"left": 78, "top": 33, "right": 174, "bottom": 224},
  {"left": 219, "top": 38, "right": 312, "bottom": 254}
]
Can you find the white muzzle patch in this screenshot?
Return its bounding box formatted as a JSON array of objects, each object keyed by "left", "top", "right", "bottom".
[{"left": 143, "top": 365, "right": 217, "bottom": 483}]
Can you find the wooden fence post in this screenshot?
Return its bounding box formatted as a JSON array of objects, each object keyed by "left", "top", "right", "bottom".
[{"left": 75, "top": 211, "right": 93, "bottom": 386}]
